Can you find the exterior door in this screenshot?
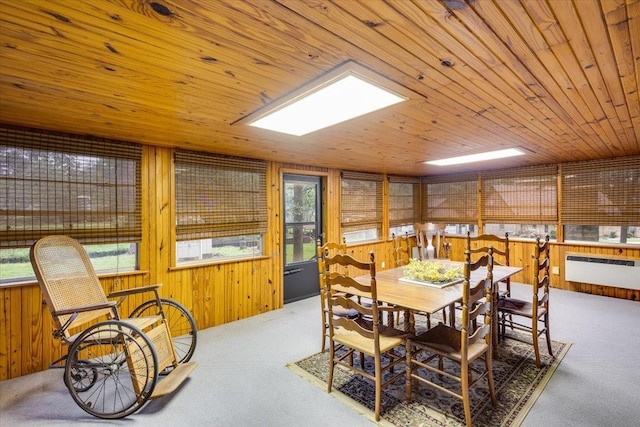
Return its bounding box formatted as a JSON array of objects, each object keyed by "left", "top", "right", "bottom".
[{"left": 283, "top": 174, "right": 322, "bottom": 303}]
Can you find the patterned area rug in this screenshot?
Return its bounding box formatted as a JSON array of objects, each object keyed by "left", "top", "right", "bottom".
[{"left": 288, "top": 330, "right": 570, "bottom": 426}]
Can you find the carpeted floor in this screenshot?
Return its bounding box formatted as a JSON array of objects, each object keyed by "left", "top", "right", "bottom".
[{"left": 289, "top": 332, "right": 570, "bottom": 427}]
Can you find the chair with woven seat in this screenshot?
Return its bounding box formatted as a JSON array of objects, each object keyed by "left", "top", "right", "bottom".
[
  {"left": 320, "top": 250, "right": 406, "bottom": 421},
  {"left": 316, "top": 238, "right": 358, "bottom": 352},
  {"left": 30, "top": 235, "right": 197, "bottom": 419},
  {"left": 405, "top": 245, "right": 497, "bottom": 427},
  {"left": 498, "top": 235, "right": 552, "bottom": 368},
  {"left": 467, "top": 232, "right": 511, "bottom": 297}
]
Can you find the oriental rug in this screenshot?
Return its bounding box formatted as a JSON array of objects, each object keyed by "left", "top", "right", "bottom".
[{"left": 288, "top": 331, "right": 570, "bottom": 426}]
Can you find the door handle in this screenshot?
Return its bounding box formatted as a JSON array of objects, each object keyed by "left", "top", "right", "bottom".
[{"left": 284, "top": 268, "right": 303, "bottom": 275}]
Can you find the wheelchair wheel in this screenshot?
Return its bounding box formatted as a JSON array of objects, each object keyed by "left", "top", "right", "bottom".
[
  {"left": 130, "top": 298, "right": 197, "bottom": 367},
  {"left": 65, "top": 360, "right": 97, "bottom": 392},
  {"left": 65, "top": 320, "right": 158, "bottom": 419}
]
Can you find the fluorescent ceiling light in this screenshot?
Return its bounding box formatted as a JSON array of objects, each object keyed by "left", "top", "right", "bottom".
[
  {"left": 242, "top": 62, "right": 407, "bottom": 136},
  {"left": 426, "top": 148, "right": 525, "bottom": 166}
]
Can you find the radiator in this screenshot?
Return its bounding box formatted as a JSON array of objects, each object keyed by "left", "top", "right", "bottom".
[{"left": 565, "top": 253, "right": 640, "bottom": 290}]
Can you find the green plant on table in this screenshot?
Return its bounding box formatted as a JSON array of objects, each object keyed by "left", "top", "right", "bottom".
[{"left": 403, "top": 258, "right": 463, "bottom": 283}]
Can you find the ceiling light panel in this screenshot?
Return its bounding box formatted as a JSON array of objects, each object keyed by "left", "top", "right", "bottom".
[{"left": 241, "top": 62, "right": 408, "bottom": 136}]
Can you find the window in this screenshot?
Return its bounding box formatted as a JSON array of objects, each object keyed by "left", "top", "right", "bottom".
[
  {"left": 483, "top": 224, "right": 557, "bottom": 240},
  {"left": 0, "top": 126, "right": 141, "bottom": 283},
  {"left": 341, "top": 171, "right": 383, "bottom": 244},
  {"left": 174, "top": 150, "right": 267, "bottom": 263},
  {"left": 562, "top": 155, "right": 640, "bottom": 245},
  {"left": 481, "top": 165, "right": 557, "bottom": 240},
  {"left": 422, "top": 174, "right": 477, "bottom": 236},
  {"left": 388, "top": 175, "right": 420, "bottom": 238}
]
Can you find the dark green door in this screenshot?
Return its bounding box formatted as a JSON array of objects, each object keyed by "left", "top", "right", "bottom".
[{"left": 283, "top": 174, "right": 322, "bottom": 303}]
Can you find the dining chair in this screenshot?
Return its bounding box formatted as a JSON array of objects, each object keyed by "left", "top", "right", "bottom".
[
  {"left": 498, "top": 235, "right": 553, "bottom": 368},
  {"left": 392, "top": 231, "right": 411, "bottom": 267},
  {"left": 414, "top": 222, "right": 446, "bottom": 260},
  {"left": 467, "top": 232, "right": 511, "bottom": 297},
  {"left": 321, "top": 250, "right": 406, "bottom": 421},
  {"left": 316, "top": 238, "right": 358, "bottom": 352},
  {"left": 405, "top": 245, "right": 497, "bottom": 427}
]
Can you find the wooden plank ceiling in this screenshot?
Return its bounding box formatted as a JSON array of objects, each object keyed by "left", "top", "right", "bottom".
[{"left": 0, "top": 0, "right": 638, "bottom": 176}]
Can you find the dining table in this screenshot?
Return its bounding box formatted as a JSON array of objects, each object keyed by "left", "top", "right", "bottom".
[{"left": 342, "top": 260, "right": 523, "bottom": 351}]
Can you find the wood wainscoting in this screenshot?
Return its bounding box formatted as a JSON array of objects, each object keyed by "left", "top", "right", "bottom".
[{"left": 1, "top": 144, "right": 638, "bottom": 380}]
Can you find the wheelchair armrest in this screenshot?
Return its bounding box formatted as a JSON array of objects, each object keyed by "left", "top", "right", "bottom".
[
  {"left": 53, "top": 301, "right": 117, "bottom": 316},
  {"left": 107, "top": 284, "right": 162, "bottom": 299}
]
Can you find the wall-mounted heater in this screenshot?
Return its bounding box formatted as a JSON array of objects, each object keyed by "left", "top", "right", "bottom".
[{"left": 565, "top": 253, "right": 640, "bottom": 290}]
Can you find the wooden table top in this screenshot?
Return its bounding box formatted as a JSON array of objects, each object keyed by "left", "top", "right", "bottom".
[{"left": 346, "top": 262, "right": 523, "bottom": 314}]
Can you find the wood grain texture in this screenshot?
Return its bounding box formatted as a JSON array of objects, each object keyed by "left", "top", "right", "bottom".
[
  {"left": 0, "top": 0, "right": 637, "bottom": 176},
  {"left": 2, "top": 0, "right": 640, "bottom": 379}
]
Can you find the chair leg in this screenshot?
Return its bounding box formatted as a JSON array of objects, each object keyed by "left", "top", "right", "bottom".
[
  {"left": 545, "top": 313, "right": 553, "bottom": 357},
  {"left": 327, "top": 343, "right": 335, "bottom": 393},
  {"left": 374, "top": 357, "right": 382, "bottom": 421},
  {"left": 405, "top": 343, "right": 413, "bottom": 403},
  {"left": 321, "top": 324, "right": 327, "bottom": 352},
  {"left": 532, "top": 322, "right": 541, "bottom": 369},
  {"left": 485, "top": 354, "right": 497, "bottom": 406},
  {"left": 461, "top": 364, "right": 472, "bottom": 427}
]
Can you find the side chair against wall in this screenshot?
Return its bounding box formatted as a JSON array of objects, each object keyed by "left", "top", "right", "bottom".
[
  {"left": 498, "top": 235, "right": 553, "bottom": 368},
  {"left": 321, "top": 250, "right": 406, "bottom": 422},
  {"left": 29, "top": 235, "right": 198, "bottom": 419},
  {"left": 316, "top": 238, "right": 358, "bottom": 352},
  {"left": 405, "top": 246, "right": 497, "bottom": 427},
  {"left": 414, "top": 222, "right": 446, "bottom": 260},
  {"left": 392, "top": 231, "right": 411, "bottom": 267}
]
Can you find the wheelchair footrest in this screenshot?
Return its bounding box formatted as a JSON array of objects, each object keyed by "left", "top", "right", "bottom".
[{"left": 151, "top": 361, "right": 198, "bottom": 398}]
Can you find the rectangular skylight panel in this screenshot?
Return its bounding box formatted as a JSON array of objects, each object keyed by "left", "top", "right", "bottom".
[{"left": 248, "top": 73, "right": 406, "bottom": 136}]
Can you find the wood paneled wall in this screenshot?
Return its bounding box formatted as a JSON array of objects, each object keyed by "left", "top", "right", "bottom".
[{"left": 1, "top": 145, "right": 638, "bottom": 380}]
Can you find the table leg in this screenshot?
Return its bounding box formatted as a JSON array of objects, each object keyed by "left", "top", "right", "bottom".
[
  {"left": 448, "top": 303, "right": 456, "bottom": 327},
  {"left": 492, "top": 282, "right": 499, "bottom": 354}
]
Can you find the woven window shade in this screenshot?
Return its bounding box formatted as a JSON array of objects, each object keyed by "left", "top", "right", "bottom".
[
  {"left": 341, "top": 171, "right": 383, "bottom": 234},
  {"left": 481, "top": 165, "right": 558, "bottom": 223},
  {"left": 174, "top": 150, "right": 267, "bottom": 241},
  {"left": 388, "top": 175, "right": 420, "bottom": 228},
  {"left": 421, "top": 174, "right": 477, "bottom": 222},
  {"left": 561, "top": 156, "right": 640, "bottom": 226},
  {"left": 0, "top": 126, "right": 142, "bottom": 248}
]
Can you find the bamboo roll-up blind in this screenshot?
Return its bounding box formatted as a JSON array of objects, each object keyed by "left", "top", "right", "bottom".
[
  {"left": 174, "top": 150, "right": 267, "bottom": 240},
  {"left": 340, "top": 170, "right": 383, "bottom": 234},
  {"left": 561, "top": 156, "right": 640, "bottom": 226},
  {"left": 388, "top": 175, "right": 420, "bottom": 228},
  {"left": 481, "top": 164, "right": 558, "bottom": 223},
  {"left": 421, "top": 173, "right": 477, "bottom": 223},
  {"left": 0, "top": 125, "right": 142, "bottom": 248}
]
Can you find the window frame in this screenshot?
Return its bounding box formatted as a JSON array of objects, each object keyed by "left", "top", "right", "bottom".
[
  {"left": 0, "top": 125, "right": 142, "bottom": 284},
  {"left": 340, "top": 171, "right": 383, "bottom": 244},
  {"left": 173, "top": 150, "right": 267, "bottom": 264}
]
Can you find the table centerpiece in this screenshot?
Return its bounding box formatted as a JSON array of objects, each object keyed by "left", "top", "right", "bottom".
[{"left": 399, "top": 258, "right": 464, "bottom": 288}]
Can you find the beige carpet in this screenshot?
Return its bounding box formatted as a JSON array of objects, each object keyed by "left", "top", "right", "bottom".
[{"left": 288, "top": 333, "right": 570, "bottom": 426}]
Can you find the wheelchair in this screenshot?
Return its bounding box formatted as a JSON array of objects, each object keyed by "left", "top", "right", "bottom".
[{"left": 30, "top": 235, "right": 198, "bottom": 419}]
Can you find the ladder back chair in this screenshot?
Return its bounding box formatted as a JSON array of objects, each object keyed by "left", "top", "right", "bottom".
[
  {"left": 316, "top": 238, "right": 358, "bottom": 352},
  {"left": 467, "top": 232, "right": 511, "bottom": 297},
  {"left": 498, "top": 235, "right": 553, "bottom": 368},
  {"left": 392, "top": 232, "right": 411, "bottom": 267},
  {"left": 30, "top": 235, "right": 198, "bottom": 419},
  {"left": 320, "top": 250, "right": 406, "bottom": 421},
  {"left": 405, "top": 246, "right": 497, "bottom": 427}
]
